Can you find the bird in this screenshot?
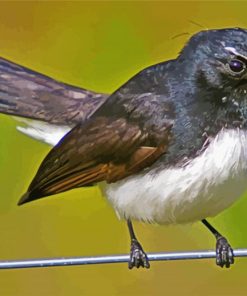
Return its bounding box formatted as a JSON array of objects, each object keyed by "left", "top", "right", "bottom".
[{"left": 4, "top": 27, "right": 247, "bottom": 270}]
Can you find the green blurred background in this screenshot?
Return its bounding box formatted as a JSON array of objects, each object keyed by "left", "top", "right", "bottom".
[{"left": 0, "top": 1, "right": 247, "bottom": 295}]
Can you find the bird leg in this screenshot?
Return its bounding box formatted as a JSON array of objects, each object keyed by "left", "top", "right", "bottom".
[
  {"left": 127, "top": 219, "right": 150, "bottom": 269},
  {"left": 201, "top": 219, "right": 234, "bottom": 268}
]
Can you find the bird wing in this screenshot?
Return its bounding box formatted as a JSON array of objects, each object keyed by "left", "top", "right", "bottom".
[
  {"left": 0, "top": 57, "right": 108, "bottom": 125},
  {"left": 19, "top": 116, "right": 172, "bottom": 204}
]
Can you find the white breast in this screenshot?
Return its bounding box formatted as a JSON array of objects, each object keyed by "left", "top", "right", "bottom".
[{"left": 105, "top": 129, "right": 247, "bottom": 224}]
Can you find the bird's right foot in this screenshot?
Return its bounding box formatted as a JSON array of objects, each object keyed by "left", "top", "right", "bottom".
[
  {"left": 216, "top": 236, "right": 234, "bottom": 268},
  {"left": 128, "top": 239, "right": 150, "bottom": 269}
]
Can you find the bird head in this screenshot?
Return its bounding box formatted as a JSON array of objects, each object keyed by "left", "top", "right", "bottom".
[{"left": 178, "top": 28, "right": 247, "bottom": 128}]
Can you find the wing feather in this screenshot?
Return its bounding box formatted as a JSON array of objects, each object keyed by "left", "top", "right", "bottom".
[{"left": 19, "top": 116, "right": 171, "bottom": 204}]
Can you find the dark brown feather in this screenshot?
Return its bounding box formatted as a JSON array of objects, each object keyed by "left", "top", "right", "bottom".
[
  {"left": 0, "top": 57, "right": 108, "bottom": 125},
  {"left": 20, "top": 115, "right": 172, "bottom": 203}
]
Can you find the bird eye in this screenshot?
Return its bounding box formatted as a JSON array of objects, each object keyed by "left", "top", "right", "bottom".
[{"left": 228, "top": 59, "right": 245, "bottom": 73}]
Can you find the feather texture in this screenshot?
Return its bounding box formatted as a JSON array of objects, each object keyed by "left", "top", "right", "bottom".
[
  {"left": 0, "top": 57, "right": 107, "bottom": 125},
  {"left": 106, "top": 129, "right": 247, "bottom": 224},
  {"left": 19, "top": 116, "right": 171, "bottom": 204}
]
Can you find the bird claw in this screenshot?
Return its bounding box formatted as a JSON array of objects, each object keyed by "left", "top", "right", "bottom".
[
  {"left": 128, "top": 239, "right": 150, "bottom": 269},
  {"left": 216, "top": 236, "right": 234, "bottom": 268}
]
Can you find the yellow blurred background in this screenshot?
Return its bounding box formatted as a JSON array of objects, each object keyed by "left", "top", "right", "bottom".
[{"left": 0, "top": 1, "right": 247, "bottom": 295}]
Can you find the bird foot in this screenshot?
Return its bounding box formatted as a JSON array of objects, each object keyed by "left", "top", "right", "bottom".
[
  {"left": 128, "top": 239, "right": 150, "bottom": 269},
  {"left": 216, "top": 236, "right": 234, "bottom": 268}
]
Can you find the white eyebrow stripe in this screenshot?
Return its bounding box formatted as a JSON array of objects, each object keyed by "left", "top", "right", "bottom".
[{"left": 225, "top": 46, "right": 247, "bottom": 60}]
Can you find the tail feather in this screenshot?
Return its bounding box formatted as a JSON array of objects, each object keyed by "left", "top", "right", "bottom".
[{"left": 0, "top": 57, "right": 108, "bottom": 126}]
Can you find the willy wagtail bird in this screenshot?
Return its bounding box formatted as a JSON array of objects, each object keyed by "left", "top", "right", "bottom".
[{"left": 6, "top": 28, "right": 247, "bottom": 269}]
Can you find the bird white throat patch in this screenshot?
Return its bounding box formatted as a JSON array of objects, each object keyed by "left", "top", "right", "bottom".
[{"left": 106, "top": 129, "right": 247, "bottom": 224}]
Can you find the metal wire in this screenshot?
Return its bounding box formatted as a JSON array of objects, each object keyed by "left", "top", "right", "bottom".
[{"left": 0, "top": 249, "right": 247, "bottom": 269}]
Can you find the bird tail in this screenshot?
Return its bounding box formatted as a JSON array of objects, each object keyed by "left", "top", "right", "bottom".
[{"left": 0, "top": 57, "right": 108, "bottom": 126}]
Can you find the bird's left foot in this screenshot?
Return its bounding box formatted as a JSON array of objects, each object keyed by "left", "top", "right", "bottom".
[
  {"left": 216, "top": 236, "right": 234, "bottom": 268},
  {"left": 128, "top": 239, "right": 150, "bottom": 269}
]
